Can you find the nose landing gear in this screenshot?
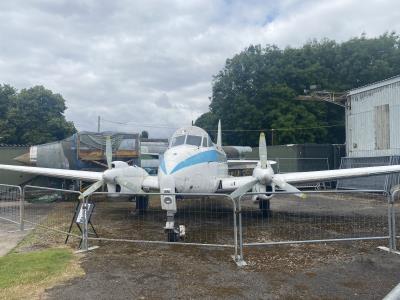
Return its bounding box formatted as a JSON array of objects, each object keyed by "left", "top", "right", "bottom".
[{"left": 164, "top": 211, "right": 185, "bottom": 242}]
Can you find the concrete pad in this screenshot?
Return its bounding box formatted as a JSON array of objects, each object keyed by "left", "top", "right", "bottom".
[{"left": 0, "top": 220, "right": 29, "bottom": 256}]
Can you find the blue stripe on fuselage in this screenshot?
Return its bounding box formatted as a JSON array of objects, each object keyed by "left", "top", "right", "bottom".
[{"left": 161, "top": 150, "right": 225, "bottom": 175}]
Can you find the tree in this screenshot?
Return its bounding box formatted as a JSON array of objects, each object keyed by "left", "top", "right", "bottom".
[
  {"left": 141, "top": 130, "right": 149, "bottom": 139},
  {"left": 196, "top": 33, "right": 400, "bottom": 146},
  {"left": 0, "top": 85, "right": 76, "bottom": 144}
]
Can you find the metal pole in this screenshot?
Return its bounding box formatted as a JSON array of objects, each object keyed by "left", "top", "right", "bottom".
[
  {"left": 231, "top": 196, "right": 238, "bottom": 259},
  {"left": 231, "top": 195, "right": 246, "bottom": 267},
  {"left": 390, "top": 190, "right": 398, "bottom": 251},
  {"left": 97, "top": 115, "right": 101, "bottom": 133},
  {"left": 19, "top": 187, "right": 24, "bottom": 231},
  {"left": 81, "top": 196, "right": 89, "bottom": 251},
  {"left": 238, "top": 196, "right": 244, "bottom": 262}
]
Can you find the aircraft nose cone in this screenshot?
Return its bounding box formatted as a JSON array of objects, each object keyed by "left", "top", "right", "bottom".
[{"left": 14, "top": 152, "right": 33, "bottom": 165}]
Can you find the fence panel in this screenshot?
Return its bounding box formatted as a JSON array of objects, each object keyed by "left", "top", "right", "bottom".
[
  {"left": 0, "top": 184, "right": 22, "bottom": 228},
  {"left": 239, "top": 191, "right": 389, "bottom": 247},
  {"left": 22, "top": 186, "right": 82, "bottom": 246},
  {"left": 87, "top": 192, "right": 237, "bottom": 248}
]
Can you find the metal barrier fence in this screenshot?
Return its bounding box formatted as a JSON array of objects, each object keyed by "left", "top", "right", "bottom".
[
  {"left": 2, "top": 184, "right": 400, "bottom": 266},
  {"left": 0, "top": 183, "right": 22, "bottom": 229},
  {"left": 22, "top": 185, "right": 83, "bottom": 248},
  {"left": 87, "top": 192, "right": 237, "bottom": 249}
]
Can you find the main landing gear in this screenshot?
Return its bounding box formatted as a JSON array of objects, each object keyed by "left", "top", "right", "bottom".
[{"left": 259, "top": 199, "right": 271, "bottom": 217}]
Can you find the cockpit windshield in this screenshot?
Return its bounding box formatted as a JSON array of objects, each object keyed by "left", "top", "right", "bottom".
[
  {"left": 169, "top": 126, "right": 214, "bottom": 148},
  {"left": 186, "top": 135, "right": 202, "bottom": 146},
  {"left": 171, "top": 135, "right": 185, "bottom": 147}
]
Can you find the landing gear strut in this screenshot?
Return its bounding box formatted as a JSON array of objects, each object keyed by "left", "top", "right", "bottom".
[
  {"left": 135, "top": 195, "right": 149, "bottom": 214},
  {"left": 259, "top": 199, "right": 270, "bottom": 217},
  {"left": 164, "top": 211, "right": 185, "bottom": 242}
]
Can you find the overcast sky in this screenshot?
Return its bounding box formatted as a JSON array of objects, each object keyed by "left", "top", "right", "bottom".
[{"left": 1, "top": 0, "right": 400, "bottom": 138}]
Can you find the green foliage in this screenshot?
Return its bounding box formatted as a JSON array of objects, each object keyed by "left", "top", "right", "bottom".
[
  {"left": 0, "top": 85, "right": 76, "bottom": 144},
  {"left": 196, "top": 33, "right": 400, "bottom": 146},
  {"left": 141, "top": 130, "right": 149, "bottom": 139},
  {"left": 0, "top": 248, "right": 72, "bottom": 289}
]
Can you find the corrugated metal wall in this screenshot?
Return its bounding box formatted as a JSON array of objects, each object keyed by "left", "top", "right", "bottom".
[{"left": 347, "top": 80, "right": 400, "bottom": 157}]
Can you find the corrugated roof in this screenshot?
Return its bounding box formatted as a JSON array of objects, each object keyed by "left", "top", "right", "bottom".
[
  {"left": 0, "top": 143, "right": 30, "bottom": 147},
  {"left": 348, "top": 75, "right": 400, "bottom": 96}
]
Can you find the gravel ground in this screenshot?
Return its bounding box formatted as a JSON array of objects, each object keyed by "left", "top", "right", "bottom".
[{"left": 45, "top": 241, "right": 400, "bottom": 299}]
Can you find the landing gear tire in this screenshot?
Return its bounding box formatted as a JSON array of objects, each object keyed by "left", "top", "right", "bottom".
[
  {"left": 135, "top": 195, "right": 149, "bottom": 214},
  {"left": 259, "top": 199, "right": 270, "bottom": 217},
  {"left": 166, "top": 229, "right": 180, "bottom": 242}
]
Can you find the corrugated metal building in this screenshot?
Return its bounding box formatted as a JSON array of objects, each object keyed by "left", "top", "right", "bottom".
[
  {"left": 338, "top": 75, "right": 400, "bottom": 192},
  {"left": 346, "top": 75, "right": 400, "bottom": 157}
]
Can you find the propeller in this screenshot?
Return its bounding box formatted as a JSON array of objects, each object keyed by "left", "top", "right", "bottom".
[
  {"left": 230, "top": 132, "right": 306, "bottom": 200},
  {"left": 79, "top": 136, "right": 113, "bottom": 200},
  {"left": 106, "top": 136, "right": 112, "bottom": 169}
]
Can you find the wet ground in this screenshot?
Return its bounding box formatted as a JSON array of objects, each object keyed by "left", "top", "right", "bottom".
[{"left": 3, "top": 192, "right": 400, "bottom": 298}]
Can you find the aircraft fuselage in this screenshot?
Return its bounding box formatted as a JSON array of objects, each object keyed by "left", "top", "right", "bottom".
[{"left": 158, "top": 144, "right": 228, "bottom": 193}]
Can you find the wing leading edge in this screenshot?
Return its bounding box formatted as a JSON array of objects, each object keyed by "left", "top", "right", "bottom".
[
  {"left": 0, "top": 164, "right": 160, "bottom": 191},
  {"left": 276, "top": 165, "right": 400, "bottom": 184},
  {"left": 0, "top": 164, "right": 102, "bottom": 182}
]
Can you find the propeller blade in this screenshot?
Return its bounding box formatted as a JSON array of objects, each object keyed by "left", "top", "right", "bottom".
[
  {"left": 230, "top": 178, "right": 258, "bottom": 200},
  {"left": 115, "top": 177, "right": 143, "bottom": 194},
  {"left": 272, "top": 177, "right": 306, "bottom": 199},
  {"left": 259, "top": 132, "right": 268, "bottom": 169},
  {"left": 79, "top": 179, "right": 104, "bottom": 200},
  {"left": 106, "top": 136, "right": 112, "bottom": 169}
]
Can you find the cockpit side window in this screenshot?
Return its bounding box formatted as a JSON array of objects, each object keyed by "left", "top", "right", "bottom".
[
  {"left": 186, "top": 135, "right": 202, "bottom": 146},
  {"left": 202, "top": 137, "right": 208, "bottom": 147},
  {"left": 171, "top": 135, "right": 186, "bottom": 147}
]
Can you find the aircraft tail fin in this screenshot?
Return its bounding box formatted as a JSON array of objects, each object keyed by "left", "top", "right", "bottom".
[{"left": 217, "top": 120, "right": 222, "bottom": 149}]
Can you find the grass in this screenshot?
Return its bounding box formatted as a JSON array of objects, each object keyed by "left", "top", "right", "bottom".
[{"left": 0, "top": 248, "right": 84, "bottom": 300}]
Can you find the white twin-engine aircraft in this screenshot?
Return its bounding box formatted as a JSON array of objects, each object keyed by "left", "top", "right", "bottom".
[{"left": 2, "top": 121, "right": 400, "bottom": 241}]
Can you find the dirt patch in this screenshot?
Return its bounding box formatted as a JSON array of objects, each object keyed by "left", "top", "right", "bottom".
[{"left": 44, "top": 241, "right": 400, "bottom": 299}]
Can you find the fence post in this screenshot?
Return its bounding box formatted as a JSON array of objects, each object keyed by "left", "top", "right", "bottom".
[
  {"left": 19, "top": 186, "right": 24, "bottom": 231},
  {"left": 233, "top": 195, "right": 246, "bottom": 267},
  {"left": 231, "top": 195, "right": 238, "bottom": 260},
  {"left": 81, "top": 195, "right": 89, "bottom": 251},
  {"left": 389, "top": 189, "right": 398, "bottom": 251}
]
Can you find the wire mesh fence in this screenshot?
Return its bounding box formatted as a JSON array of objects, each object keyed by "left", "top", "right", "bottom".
[
  {"left": 0, "top": 184, "right": 22, "bottom": 227},
  {"left": 87, "top": 193, "right": 237, "bottom": 247},
  {"left": 22, "top": 186, "right": 82, "bottom": 246},
  {"left": 239, "top": 190, "right": 389, "bottom": 247},
  {"left": 3, "top": 184, "right": 400, "bottom": 265}
]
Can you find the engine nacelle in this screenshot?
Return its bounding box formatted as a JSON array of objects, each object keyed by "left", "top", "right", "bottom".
[
  {"left": 251, "top": 183, "right": 275, "bottom": 202},
  {"left": 111, "top": 161, "right": 129, "bottom": 168},
  {"left": 104, "top": 163, "right": 148, "bottom": 195}
]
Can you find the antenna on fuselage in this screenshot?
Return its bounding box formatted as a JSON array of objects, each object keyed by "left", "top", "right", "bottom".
[{"left": 217, "top": 119, "right": 222, "bottom": 149}]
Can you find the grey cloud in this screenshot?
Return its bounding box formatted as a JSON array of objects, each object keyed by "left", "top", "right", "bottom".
[{"left": 0, "top": 0, "right": 399, "bottom": 138}]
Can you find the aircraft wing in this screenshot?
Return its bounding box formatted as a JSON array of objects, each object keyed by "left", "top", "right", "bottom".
[
  {"left": 0, "top": 164, "right": 102, "bottom": 182},
  {"left": 0, "top": 164, "right": 160, "bottom": 191},
  {"left": 219, "top": 165, "right": 400, "bottom": 193},
  {"left": 274, "top": 165, "right": 400, "bottom": 184}
]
